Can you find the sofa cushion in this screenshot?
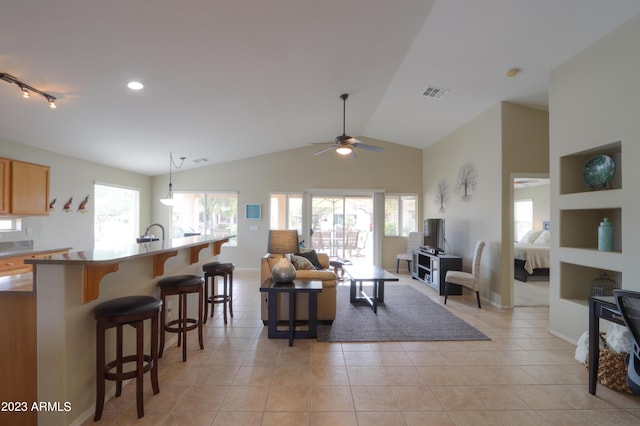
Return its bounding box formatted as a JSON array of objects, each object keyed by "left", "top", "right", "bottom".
[
  {"left": 290, "top": 254, "right": 316, "bottom": 270},
  {"left": 296, "top": 249, "right": 323, "bottom": 270}
]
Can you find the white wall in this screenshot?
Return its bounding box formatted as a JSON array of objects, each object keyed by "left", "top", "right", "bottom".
[
  {"left": 549, "top": 15, "right": 640, "bottom": 341},
  {"left": 0, "top": 139, "right": 152, "bottom": 251},
  {"left": 422, "top": 103, "right": 502, "bottom": 305}
]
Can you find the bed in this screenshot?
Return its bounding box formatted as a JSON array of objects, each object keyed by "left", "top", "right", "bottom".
[{"left": 514, "top": 230, "right": 550, "bottom": 282}]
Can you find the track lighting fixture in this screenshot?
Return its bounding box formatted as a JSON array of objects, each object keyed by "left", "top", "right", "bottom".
[{"left": 0, "top": 72, "right": 57, "bottom": 108}]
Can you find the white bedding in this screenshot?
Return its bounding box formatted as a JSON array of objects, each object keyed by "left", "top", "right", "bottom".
[{"left": 514, "top": 243, "right": 550, "bottom": 275}]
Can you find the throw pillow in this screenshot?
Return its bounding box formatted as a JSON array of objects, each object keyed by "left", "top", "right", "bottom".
[
  {"left": 296, "top": 250, "right": 323, "bottom": 270},
  {"left": 519, "top": 230, "right": 542, "bottom": 245},
  {"left": 290, "top": 254, "right": 315, "bottom": 270}
]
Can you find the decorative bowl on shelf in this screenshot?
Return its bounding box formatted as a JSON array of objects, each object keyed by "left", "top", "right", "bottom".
[{"left": 582, "top": 154, "right": 615, "bottom": 189}]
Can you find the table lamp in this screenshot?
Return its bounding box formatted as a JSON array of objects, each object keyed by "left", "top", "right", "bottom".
[{"left": 267, "top": 230, "right": 299, "bottom": 283}]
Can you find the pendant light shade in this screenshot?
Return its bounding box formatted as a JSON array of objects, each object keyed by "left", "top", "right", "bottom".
[{"left": 160, "top": 153, "right": 185, "bottom": 206}]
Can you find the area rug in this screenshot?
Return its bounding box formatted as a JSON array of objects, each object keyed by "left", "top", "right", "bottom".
[{"left": 317, "top": 285, "right": 490, "bottom": 342}]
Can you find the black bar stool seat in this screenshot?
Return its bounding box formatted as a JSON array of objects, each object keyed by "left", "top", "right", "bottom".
[
  {"left": 158, "top": 274, "right": 204, "bottom": 362},
  {"left": 202, "top": 262, "right": 235, "bottom": 324},
  {"left": 94, "top": 295, "right": 162, "bottom": 421}
]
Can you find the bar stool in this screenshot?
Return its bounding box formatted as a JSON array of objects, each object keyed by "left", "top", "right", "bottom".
[
  {"left": 94, "top": 295, "right": 162, "bottom": 421},
  {"left": 202, "top": 262, "right": 235, "bottom": 324},
  {"left": 158, "top": 274, "right": 205, "bottom": 362}
]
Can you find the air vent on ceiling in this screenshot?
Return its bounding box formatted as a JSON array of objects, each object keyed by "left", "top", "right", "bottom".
[
  {"left": 192, "top": 158, "right": 209, "bottom": 164},
  {"left": 422, "top": 86, "right": 449, "bottom": 100}
]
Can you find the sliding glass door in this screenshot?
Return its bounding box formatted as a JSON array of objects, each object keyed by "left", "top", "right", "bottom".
[{"left": 310, "top": 194, "right": 373, "bottom": 264}]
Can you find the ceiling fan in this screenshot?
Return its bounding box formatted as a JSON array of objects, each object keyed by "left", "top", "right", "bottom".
[{"left": 313, "top": 93, "right": 383, "bottom": 157}]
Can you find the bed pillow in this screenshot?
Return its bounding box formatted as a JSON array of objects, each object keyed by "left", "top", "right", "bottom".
[
  {"left": 519, "top": 230, "right": 542, "bottom": 245},
  {"left": 290, "top": 254, "right": 316, "bottom": 270},
  {"left": 533, "top": 230, "right": 551, "bottom": 246}
]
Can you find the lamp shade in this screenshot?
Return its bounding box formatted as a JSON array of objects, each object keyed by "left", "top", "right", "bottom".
[{"left": 267, "top": 230, "right": 299, "bottom": 254}]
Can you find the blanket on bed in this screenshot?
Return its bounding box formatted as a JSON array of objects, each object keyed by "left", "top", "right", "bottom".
[{"left": 514, "top": 243, "right": 550, "bottom": 274}]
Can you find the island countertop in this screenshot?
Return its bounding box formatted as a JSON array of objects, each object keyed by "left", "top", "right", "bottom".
[
  {"left": 24, "top": 235, "right": 232, "bottom": 265},
  {"left": 25, "top": 235, "right": 233, "bottom": 304}
]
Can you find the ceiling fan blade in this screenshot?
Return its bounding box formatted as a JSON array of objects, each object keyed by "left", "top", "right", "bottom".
[
  {"left": 354, "top": 143, "right": 383, "bottom": 152},
  {"left": 313, "top": 146, "right": 337, "bottom": 156}
]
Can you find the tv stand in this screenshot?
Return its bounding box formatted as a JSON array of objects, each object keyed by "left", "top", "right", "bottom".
[{"left": 411, "top": 249, "right": 462, "bottom": 296}]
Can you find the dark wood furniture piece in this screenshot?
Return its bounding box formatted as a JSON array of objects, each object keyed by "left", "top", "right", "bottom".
[
  {"left": 514, "top": 258, "right": 549, "bottom": 282},
  {"left": 343, "top": 265, "right": 399, "bottom": 314},
  {"left": 260, "top": 278, "right": 322, "bottom": 346},
  {"left": 158, "top": 274, "right": 205, "bottom": 362},
  {"left": 93, "top": 295, "right": 162, "bottom": 421},
  {"left": 588, "top": 295, "right": 626, "bottom": 395},
  {"left": 202, "top": 261, "right": 235, "bottom": 324},
  {"left": 412, "top": 249, "right": 462, "bottom": 296}
]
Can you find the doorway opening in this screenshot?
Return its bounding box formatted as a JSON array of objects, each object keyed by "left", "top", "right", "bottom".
[{"left": 512, "top": 176, "right": 550, "bottom": 307}]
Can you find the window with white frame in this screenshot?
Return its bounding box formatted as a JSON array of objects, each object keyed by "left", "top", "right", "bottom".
[
  {"left": 171, "top": 192, "right": 237, "bottom": 245},
  {"left": 0, "top": 218, "right": 21, "bottom": 232},
  {"left": 270, "top": 193, "right": 302, "bottom": 235},
  {"left": 514, "top": 199, "right": 533, "bottom": 242},
  {"left": 94, "top": 183, "right": 140, "bottom": 248},
  {"left": 384, "top": 194, "right": 417, "bottom": 236}
]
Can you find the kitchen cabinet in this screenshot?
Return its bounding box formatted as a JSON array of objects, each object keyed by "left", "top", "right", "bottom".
[
  {"left": 0, "top": 250, "right": 69, "bottom": 277},
  {"left": 0, "top": 158, "right": 50, "bottom": 216},
  {"left": 0, "top": 158, "right": 10, "bottom": 214},
  {"left": 11, "top": 160, "right": 50, "bottom": 215}
]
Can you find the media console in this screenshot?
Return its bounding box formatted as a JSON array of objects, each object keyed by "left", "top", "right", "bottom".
[{"left": 411, "top": 249, "right": 462, "bottom": 296}]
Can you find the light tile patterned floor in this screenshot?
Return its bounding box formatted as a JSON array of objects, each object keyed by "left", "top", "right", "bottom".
[{"left": 89, "top": 270, "right": 640, "bottom": 425}]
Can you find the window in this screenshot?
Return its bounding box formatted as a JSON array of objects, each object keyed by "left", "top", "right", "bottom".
[
  {"left": 171, "top": 192, "right": 237, "bottom": 245},
  {"left": 94, "top": 183, "right": 140, "bottom": 248},
  {"left": 270, "top": 193, "right": 302, "bottom": 234},
  {"left": 514, "top": 199, "right": 533, "bottom": 241},
  {"left": 384, "top": 194, "right": 417, "bottom": 236},
  {"left": 0, "top": 218, "right": 21, "bottom": 231}
]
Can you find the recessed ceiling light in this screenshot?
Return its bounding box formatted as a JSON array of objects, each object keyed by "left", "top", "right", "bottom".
[{"left": 127, "top": 81, "right": 144, "bottom": 90}]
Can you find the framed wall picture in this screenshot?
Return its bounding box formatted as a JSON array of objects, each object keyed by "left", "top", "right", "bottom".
[{"left": 245, "top": 204, "right": 261, "bottom": 220}]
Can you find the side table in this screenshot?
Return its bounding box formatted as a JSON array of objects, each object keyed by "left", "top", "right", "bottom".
[{"left": 260, "top": 278, "right": 323, "bottom": 346}]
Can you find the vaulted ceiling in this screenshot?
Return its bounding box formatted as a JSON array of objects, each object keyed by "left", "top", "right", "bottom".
[{"left": 1, "top": 1, "right": 639, "bottom": 176}]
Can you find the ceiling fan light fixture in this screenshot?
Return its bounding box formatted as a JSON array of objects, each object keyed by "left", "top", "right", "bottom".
[{"left": 336, "top": 144, "right": 353, "bottom": 155}]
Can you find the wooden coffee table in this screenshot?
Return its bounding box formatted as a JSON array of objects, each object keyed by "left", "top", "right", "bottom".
[
  {"left": 343, "top": 265, "right": 398, "bottom": 313},
  {"left": 259, "top": 278, "right": 323, "bottom": 346}
]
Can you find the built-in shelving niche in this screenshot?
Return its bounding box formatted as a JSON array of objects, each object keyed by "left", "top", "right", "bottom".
[
  {"left": 559, "top": 208, "right": 622, "bottom": 252},
  {"left": 560, "top": 141, "right": 622, "bottom": 195},
  {"left": 560, "top": 261, "right": 622, "bottom": 304}
]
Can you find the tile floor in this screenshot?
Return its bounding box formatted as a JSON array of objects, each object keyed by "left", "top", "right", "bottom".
[{"left": 89, "top": 270, "right": 640, "bottom": 425}]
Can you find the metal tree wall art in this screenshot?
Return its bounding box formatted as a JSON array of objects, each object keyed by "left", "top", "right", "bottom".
[
  {"left": 456, "top": 162, "right": 478, "bottom": 201},
  {"left": 434, "top": 179, "right": 450, "bottom": 212}
]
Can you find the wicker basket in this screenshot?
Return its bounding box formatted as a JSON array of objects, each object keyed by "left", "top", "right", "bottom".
[{"left": 584, "top": 332, "right": 633, "bottom": 394}]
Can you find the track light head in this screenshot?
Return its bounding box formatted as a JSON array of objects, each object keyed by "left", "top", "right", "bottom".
[{"left": 0, "top": 71, "right": 57, "bottom": 108}]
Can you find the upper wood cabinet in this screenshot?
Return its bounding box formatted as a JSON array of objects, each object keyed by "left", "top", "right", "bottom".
[
  {"left": 0, "top": 159, "right": 10, "bottom": 214},
  {"left": 0, "top": 159, "right": 50, "bottom": 216}
]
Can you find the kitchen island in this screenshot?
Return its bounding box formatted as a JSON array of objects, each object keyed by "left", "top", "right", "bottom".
[{"left": 1, "top": 235, "right": 231, "bottom": 426}]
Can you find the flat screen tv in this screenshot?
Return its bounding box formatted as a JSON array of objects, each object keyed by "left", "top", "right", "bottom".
[{"left": 424, "top": 219, "right": 445, "bottom": 252}]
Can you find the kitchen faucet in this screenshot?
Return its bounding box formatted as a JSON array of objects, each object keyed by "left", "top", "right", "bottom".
[{"left": 136, "top": 223, "right": 165, "bottom": 243}]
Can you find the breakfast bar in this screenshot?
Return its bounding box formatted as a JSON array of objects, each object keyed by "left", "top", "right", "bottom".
[{"left": 1, "top": 235, "right": 230, "bottom": 426}]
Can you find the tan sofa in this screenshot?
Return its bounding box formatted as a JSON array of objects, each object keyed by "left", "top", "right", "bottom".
[{"left": 260, "top": 251, "right": 337, "bottom": 324}]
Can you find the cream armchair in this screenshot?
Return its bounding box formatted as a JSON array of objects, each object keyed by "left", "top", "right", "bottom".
[{"left": 260, "top": 251, "right": 337, "bottom": 324}]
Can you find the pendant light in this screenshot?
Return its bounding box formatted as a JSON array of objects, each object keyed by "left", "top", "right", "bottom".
[{"left": 160, "top": 153, "right": 185, "bottom": 206}]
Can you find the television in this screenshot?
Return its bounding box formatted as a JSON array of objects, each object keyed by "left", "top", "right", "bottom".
[{"left": 424, "top": 219, "right": 445, "bottom": 253}]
